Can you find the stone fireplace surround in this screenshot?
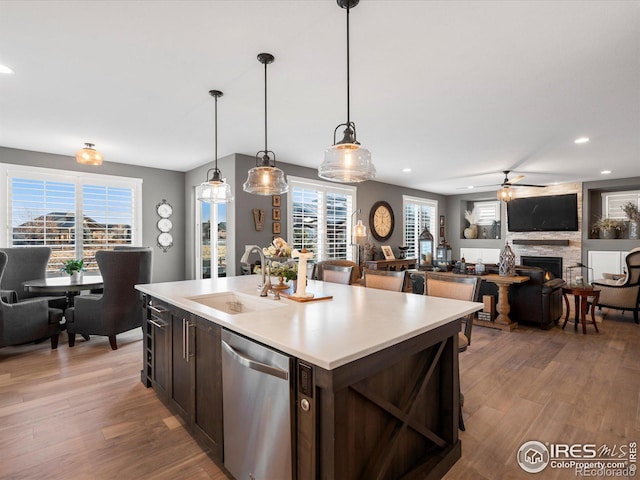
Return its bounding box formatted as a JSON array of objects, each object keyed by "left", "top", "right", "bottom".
[{"left": 505, "top": 183, "right": 582, "bottom": 282}]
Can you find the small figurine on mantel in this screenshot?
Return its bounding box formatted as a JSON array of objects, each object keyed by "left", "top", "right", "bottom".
[{"left": 291, "top": 248, "right": 314, "bottom": 299}]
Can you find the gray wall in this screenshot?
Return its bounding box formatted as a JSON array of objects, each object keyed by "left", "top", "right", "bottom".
[{"left": 0, "top": 147, "right": 186, "bottom": 282}]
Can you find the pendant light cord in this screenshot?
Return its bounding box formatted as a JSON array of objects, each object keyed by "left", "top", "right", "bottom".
[
  {"left": 346, "top": 2, "right": 351, "bottom": 125},
  {"left": 264, "top": 60, "right": 268, "bottom": 154},
  {"left": 214, "top": 94, "right": 218, "bottom": 170}
]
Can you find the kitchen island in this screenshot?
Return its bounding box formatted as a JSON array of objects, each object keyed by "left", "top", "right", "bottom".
[{"left": 136, "top": 275, "right": 482, "bottom": 480}]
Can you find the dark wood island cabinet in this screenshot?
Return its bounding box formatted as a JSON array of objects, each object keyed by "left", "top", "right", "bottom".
[{"left": 137, "top": 276, "right": 481, "bottom": 480}]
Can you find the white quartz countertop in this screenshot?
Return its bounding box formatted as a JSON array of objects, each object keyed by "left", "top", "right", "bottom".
[{"left": 136, "top": 276, "right": 482, "bottom": 370}]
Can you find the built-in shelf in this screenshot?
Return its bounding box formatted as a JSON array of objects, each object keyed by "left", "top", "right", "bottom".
[{"left": 512, "top": 239, "right": 570, "bottom": 246}]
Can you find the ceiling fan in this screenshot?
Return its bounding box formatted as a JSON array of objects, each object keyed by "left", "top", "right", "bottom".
[{"left": 468, "top": 171, "right": 547, "bottom": 201}]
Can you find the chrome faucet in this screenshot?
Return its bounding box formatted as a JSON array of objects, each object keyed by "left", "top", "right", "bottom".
[{"left": 240, "top": 245, "right": 272, "bottom": 297}]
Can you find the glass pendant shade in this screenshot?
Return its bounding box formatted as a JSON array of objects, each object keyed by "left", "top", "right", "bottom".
[
  {"left": 319, "top": 142, "right": 375, "bottom": 183},
  {"left": 497, "top": 186, "right": 514, "bottom": 202},
  {"left": 197, "top": 174, "right": 234, "bottom": 204},
  {"left": 76, "top": 143, "right": 103, "bottom": 165},
  {"left": 243, "top": 164, "right": 288, "bottom": 196},
  {"left": 352, "top": 219, "right": 367, "bottom": 239}
]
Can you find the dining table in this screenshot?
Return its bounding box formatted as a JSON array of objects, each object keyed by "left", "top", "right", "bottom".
[{"left": 23, "top": 274, "right": 104, "bottom": 308}]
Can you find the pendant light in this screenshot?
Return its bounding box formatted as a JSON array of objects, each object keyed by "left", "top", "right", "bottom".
[
  {"left": 318, "top": 0, "right": 375, "bottom": 183},
  {"left": 351, "top": 208, "right": 367, "bottom": 240},
  {"left": 243, "top": 53, "right": 288, "bottom": 196},
  {"left": 76, "top": 143, "right": 103, "bottom": 165},
  {"left": 197, "top": 90, "right": 234, "bottom": 204}
]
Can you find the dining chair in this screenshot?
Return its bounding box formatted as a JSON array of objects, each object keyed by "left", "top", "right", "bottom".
[
  {"left": 65, "top": 248, "right": 152, "bottom": 350},
  {"left": 313, "top": 260, "right": 362, "bottom": 285},
  {"left": 0, "top": 246, "right": 66, "bottom": 308},
  {"left": 424, "top": 272, "right": 481, "bottom": 431},
  {"left": 322, "top": 264, "right": 353, "bottom": 285},
  {"left": 363, "top": 268, "right": 405, "bottom": 292},
  {"left": 0, "top": 252, "right": 63, "bottom": 349}
]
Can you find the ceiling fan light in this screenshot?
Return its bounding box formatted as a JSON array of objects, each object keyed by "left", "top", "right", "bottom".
[
  {"left": 243, "top": 165, "right": 289, "bottom": 195},
  {"left": 497, "top": 186, "right": 514, "bottom": 202},
  {"left": 319, "top": 144, "right": 375, "bottom": 183},
  {"left": 75, "top": 143, "right": 103, "bottom": 165}
]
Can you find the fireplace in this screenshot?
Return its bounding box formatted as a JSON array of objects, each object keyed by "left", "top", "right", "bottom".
[{"left": 521, "top": 256, "right": 563, "bottom": 280}]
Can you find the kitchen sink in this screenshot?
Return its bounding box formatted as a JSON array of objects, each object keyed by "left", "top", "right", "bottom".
[{"left": 187, "top": 291, "right": 287, "bottom": 315}]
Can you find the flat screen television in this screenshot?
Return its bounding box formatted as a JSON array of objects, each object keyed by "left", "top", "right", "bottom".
[{"left": 506, "top": 193, "right": 579, "bottom": 232}]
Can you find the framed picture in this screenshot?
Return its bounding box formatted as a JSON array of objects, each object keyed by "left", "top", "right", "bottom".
[
  {"left": 272, "top": 222, "right": 281, "bottom": 234},
  {"left": 272, "top": 195, "right": 281, "bottom": 207},
  {"left": 381, "top": 245, "right": 395, "bottom": 260},
  {"left": 272, "top": 208, "right": 281, "bottom": 221},
  {"left": 439, "top": 226, "right": 445, "bottom": 238},
  {"left": 439, "top": 215, "right": 445, "bottom": 227}
]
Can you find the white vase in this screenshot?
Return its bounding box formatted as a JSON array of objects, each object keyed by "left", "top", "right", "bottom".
[
  {"left": 71, "top": 271, "right": 82, "bottom": 282},
  {"left": 464, "top": 225, "right": 478, "bottom": 239}
]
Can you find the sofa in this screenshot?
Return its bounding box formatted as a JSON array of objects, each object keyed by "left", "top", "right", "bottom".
[{"left": 478, "top": 265, "right": 565, "bottom": 329}]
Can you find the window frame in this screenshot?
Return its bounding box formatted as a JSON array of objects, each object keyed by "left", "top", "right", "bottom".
[
  {"left": 0, "top": 163, "right": 143, "bottom": 271},
  {"left": 286, "top": 175, "right": 357, "bottom": 262}
]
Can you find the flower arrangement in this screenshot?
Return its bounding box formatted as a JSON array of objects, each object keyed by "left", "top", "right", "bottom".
[
  {"left": 622, "top": 202, "right": 640, "bottom": 222},
  {"left": 263, "top": 237, "right": 292, "bottom": 258},
  {"left": 254, "top": 237, "right": 298, "bottom": 282},
  {"left": 61, "top": 259, "right": 84, "bottom": 275}
]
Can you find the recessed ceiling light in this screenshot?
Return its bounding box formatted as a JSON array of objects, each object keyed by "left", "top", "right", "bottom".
[
  {"left": 402, "top": 168, "right": 412, "bottom": 173},
  {"left": 574, "top": 137, "right": 590, "bottom": 144},
  {"left": 0, "top": 64, "right": 14, "bottom": 75},
  {"left": 467, "top": 186, "right": 474, "bottom": 189},
  {"left": 601, "top": 170, "right": 612, "bottom": 175}
]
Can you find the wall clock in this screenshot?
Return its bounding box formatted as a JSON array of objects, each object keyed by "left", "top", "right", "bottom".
[
  {"left": 369, "top": 201, "right": 394, "bottom": 242},
  {"left": 156, "top": 199, "right": 173, "bottom": 252}
]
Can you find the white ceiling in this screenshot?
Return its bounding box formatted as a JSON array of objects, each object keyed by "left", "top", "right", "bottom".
[{"left": 1, "top": 0, "right": 639, "bottom": 195}]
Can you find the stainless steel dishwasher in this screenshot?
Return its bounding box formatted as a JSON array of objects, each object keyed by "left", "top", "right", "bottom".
[{"left": 221, "top": 329, "right": 294, "bottom": 480}]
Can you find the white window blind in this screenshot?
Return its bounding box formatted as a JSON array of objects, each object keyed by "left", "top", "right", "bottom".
[
  {"left": 403, "top": 196, "right": 438, "bottom": 259},
  {"left": 2, "top": 164, "right": 142, "bottom": 274},
  {"left": 10, "top": 178, "right": 77, "bottom": 271},
  {"left": 288, "top": 176, "right": 355, "bottom": 261},
  {"left": 602, "top": 191, "right": 640, "bottom": 220},
  {"left": 82, "top": 185, "right": 135, "bottom": 271},
  {"left": 473, "top": 201, "right": 500, "bottom": 226}
]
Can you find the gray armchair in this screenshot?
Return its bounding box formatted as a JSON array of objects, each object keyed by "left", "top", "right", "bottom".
[
  {"left": 591, "top": 247, "right": 640, "bottom": 323},
  {"left": 0, "top": 252, "right": 63, "bottom": 349},
  {"left": 65, "top": 248, "right": 152, "bottom": 349},
  {"left": 0, "top": 246, "right": 65, "bottom": 309}
]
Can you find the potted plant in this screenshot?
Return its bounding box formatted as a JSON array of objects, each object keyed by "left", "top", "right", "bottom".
[
  {"left": 62, "top": 259, "right": 84, "bottom": 281},
  {"left": 622, "top": 202, "right": 640, "bottom": 239},
  {"left": 593, "top": 216, "right": 623, "bottom": 239}
]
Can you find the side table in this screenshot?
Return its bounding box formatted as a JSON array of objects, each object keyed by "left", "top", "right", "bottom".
[{"left": 562, "top": 285, "right": 600, "bottom": 334}]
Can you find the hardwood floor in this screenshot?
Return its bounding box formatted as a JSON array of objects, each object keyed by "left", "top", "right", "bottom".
[{"left": 1, "top": 306, "right": 638, "bottom": 480}]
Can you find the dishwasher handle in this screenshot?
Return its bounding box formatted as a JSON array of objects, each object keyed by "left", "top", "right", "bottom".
[{"left": 222, "top": 340, "right": 289, "bottom": 381}]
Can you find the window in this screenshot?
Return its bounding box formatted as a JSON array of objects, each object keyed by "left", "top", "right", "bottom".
[
  {"left": 403, "top": 196, "right": 438, "bottom": 259},
  {"left": 472, "top": 201, "right": 500, "bottom": 225},
  {"left": 195, "top": 197, "right": 227, "bottom": 279},
  {"left": 602, "top": 191, "right": 640, "bottom": 220},
  {"left": 1, "top": 164, "right": 142, "bottom": 273},
  {"left": 287, "top": 176, "right": 356, "bottom": 261}
]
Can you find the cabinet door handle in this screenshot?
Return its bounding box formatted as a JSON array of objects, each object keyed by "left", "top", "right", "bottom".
[
  {"left": 148, "top": 305, "right": 168, "bottom": 315},
  {"left": 149, "top": 319, "right": 166, "bottom": 329},
  {"left": 185, "top": 321, "right": 193, "bottom": 362},
  {"left": 182, "top": 319, "right": 187, "bottom": 359}
]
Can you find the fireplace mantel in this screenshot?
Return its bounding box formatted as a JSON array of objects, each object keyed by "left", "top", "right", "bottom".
[{"left": 512, "top": 239, "right": 570, "bottom": 246}]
